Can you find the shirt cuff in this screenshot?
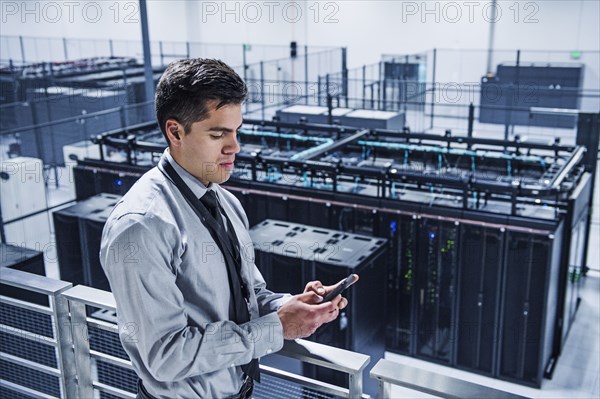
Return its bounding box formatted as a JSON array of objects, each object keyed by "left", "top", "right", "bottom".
[
  {"left": 275, "top": 294, "right": 293, "bottom": 310},
  {"left": 248, "top": 312, "right": 284, "bottom": 359}
]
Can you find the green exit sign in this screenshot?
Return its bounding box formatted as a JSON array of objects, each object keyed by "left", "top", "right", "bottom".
[{"left": 570, "top": 51, "right": 582, "bottom": 59}]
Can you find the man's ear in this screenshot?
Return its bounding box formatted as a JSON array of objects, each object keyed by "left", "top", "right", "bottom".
[{"left": 165, "top": 119, "right": 182, "bottom": 145}]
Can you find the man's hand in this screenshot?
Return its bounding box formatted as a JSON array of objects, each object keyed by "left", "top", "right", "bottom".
[
  {"left": 277, "top": 292, "right": 339, "bottom": 340},
  {"left": 303, "top": 275, "right": 359, "bottom": 312}
]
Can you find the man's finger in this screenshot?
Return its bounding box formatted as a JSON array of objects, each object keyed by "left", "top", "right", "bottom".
[
  {"left": 338, "top": 297, "right": 348, "bottom": 310},
  {"left": 296, "top": 291, "right": 323, "bottom": 304},
  {"left": 305, "top": 280, "right": 325, "bottom": 295}
]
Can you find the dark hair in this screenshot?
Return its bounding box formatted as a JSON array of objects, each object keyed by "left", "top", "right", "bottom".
[{"left": 155, "top": 58, "right": 247, "bottom": 142}]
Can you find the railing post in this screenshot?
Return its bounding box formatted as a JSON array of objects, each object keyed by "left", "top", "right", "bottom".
[
  {"left": 377, "top": 379, "right": 391, "bottom": 399},
  {"left": 349, "top": 371, "right": 363, "bottom": 398},
  {"left": 69, "top": 300, "right": 94, "bottom": 398},
  {"left": 52, "top": 294, "right": 79, "bottom": 398}
]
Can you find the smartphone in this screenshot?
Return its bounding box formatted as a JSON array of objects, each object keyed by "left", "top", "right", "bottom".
[{"left": 322, "top": 274, "right": 358, "bottom": 302}]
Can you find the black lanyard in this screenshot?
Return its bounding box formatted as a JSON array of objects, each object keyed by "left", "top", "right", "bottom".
[{"left": 158, "top": 157, "right": 250, "bottom": 314}]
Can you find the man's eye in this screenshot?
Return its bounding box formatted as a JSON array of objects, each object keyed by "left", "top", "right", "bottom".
[{"left": 210, "top": 134, "right": 224, "bottom": 139}]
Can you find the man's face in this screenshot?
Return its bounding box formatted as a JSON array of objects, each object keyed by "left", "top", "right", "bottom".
[{"left": 171, "top": 101, "right": 242, "bottom": 186}]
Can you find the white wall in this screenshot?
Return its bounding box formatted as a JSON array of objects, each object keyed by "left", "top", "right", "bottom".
[{"left": 2, "top": 1, "right": 599, "bottom": 70}]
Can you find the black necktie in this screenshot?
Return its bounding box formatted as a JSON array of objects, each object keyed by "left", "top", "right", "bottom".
[
  {"left": 200, "top": 190, "right": 260, "bottom": 382},
  {"left": 200, "top": 190, "right": 227, "bottom": 231}
]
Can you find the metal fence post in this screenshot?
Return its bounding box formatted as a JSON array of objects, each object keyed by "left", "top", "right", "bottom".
[
  {"left": 52, "top": 294, "right": 79, "bottom": 398},
  {"left": 69, "top": 300, "right": 94, "bottom": 398},
  {"left": 349, "top": 371, "right": 363, "bottom": 399},
  {"left": 63, "top": 37, "right": 69, "bottom": 61},
  {"left": 377, "top": 379, "right": 391, "bottom": 399},
  {"left": 19, "top": 35, "right": 26, "bottom": 63},
  {"left": 260, "top": 61, "right": 265, "bottom": 120},
  {"left": 304, "top": 45, "right": 309, "bottom": 105},
  {"left": 430, "top": 48, "right": 437, "bottom": 129}
]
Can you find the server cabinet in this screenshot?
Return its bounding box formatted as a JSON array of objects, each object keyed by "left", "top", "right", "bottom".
[
  {"left": 384, "top": 214, "right": 418, "bottom": 355},
  {"left": 53, "top": 193, "right": 120, "bottom": 287},
  {"left": 79, "top": 206, "right": 113, "bottom": 291},
  {"left": 0, "top": 243, "right": 47, "bottom": 305},
  {"left": 415, "top": 218, "right": 459, "bottom": 364},
  {"left": 557, "top": 172, "right": 592, "bottom": 352},
  {"left": 456, "top": 226, "right": 504, "bottom": 375},
  {"left": 498, "top": 226, "right": 562, "bottom": 387},
  {"left": 250, "top": 220, "right": 388, "bottom": 395},
  {"left": 479, "top": 63, "right": 584, "bottom": 128},
  {"left": 73, "top": 160, "right": 146, "bottom": 201}
]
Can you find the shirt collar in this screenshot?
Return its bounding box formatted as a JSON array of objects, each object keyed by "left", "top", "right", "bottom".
[{"left": 162, "top": 148, "right": 217, "bottom": 199}]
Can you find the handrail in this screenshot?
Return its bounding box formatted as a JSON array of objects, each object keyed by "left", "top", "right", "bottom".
[
  {"left": 370, "top": 359, "right": 530, "bottom": 399},
  {"left": 280, "top": 339, "right": 370, "bottom": 375},
  {"left": 60, "top": 284, "right": 116, "bottom": 311},
  {"left": 0, "top": 267, "right": 71, "bottom": 295},
  {"left": 61, "top": 285, "right": 369, "bottom": 398}
]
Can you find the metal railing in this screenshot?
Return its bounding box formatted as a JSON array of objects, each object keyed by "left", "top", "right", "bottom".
[
  {"left": 370, "top": 359, "right": 530, "bottom": 399},
  {"left": 1, "top": 268, "right": 370, "bottom": 398},
  {"left": 0, "top": 267, "right": 75, "bottom": 399}
]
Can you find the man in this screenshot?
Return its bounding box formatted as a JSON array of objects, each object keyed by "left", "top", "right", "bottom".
[{"left": 100, "top": 58, "right": 350, "bottom": 399}]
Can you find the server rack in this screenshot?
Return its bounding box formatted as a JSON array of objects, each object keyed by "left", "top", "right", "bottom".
[
  {"left": 250, "top": 219, "right": 388, "bottom": 395},
  {"left": 415, "top": 217, "right": 460, "bottom": 365},
  {"left": 554, "top": 172, "right": 592, "bottom": 358},
  {"left": 0, "top": 243, "right": 46, "bottom": 305},
  {"left": 381, "top": 212, "right": 418, "bottom": 355},
  {"left": 53, "top": 193, "right": 121, "bottom": 288},
  {"left": 79, "top": 206, "right": 114, "bottom": 291},
  {"left": 479, "top": 63, "right": 584, "bottom": 128},
  {"left": 499, "top": 226, "right": 563, "bottom": 386},
  {"left": 455, "top": 224, "right": 504, "bottom": 375}
]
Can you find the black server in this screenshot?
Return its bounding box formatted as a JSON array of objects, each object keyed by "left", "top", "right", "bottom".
[
  {"left": 53, "top": 193, "right": 121, "bottom": 288},
  {"left": 0, "top": 243, "right": 46, "bottom": 305},
  {"left": 456, "top": 225, "right": 504, "bottom": 375},
  {"left": 415, "top": 217, "right": 460, "bottom": 365},
  {"left": 382, "top": 213, "right": 418, "bottom": 355},
  {"left": 79, "top": 206, "right": 114, "bottom": 291},
  {"left": 250, "top": 219, "right": 388, "bottom": 395},
  {"left": 73, "top": 159, "right": 147, "bottom": 200},
  {"left": 557, "top": 172, "right": 592, "bottom": 352},
  {"left": 498, "top": 225, "right": 563, "bottom": 386}
]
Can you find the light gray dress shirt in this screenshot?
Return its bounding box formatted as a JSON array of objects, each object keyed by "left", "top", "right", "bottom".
[{"left": 100, "top": 149, "right": 290, "bottom": 398}]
